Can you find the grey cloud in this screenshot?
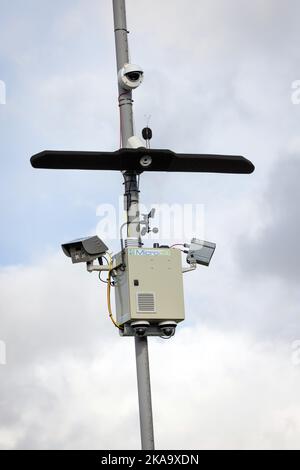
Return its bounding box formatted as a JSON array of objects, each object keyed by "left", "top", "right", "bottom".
[
  {"left": 1, "top": 304, "right": 300, "bottom": 449},
  {"left": 238, "top": 155, "right": 300, "bottom": 282},
  {"left": 0, "top": 255, "right": 114, "bottom": 366}
]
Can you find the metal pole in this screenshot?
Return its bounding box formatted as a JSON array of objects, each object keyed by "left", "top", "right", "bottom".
[
  {"left": 112, "top": 0, "right": 139, "bottom": 237},
  {"left": 135, "top": 336, "right": 155, "bottom": 450},
  {"left": 112, "top": 0, "right": 155, "bottom": 450}
]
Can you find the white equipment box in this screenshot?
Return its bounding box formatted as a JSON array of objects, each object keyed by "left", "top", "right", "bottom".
[{"left": 113, "top": 247, "right": 185, "bottom": 326}]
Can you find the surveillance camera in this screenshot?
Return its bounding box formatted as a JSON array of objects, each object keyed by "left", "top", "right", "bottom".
[
  {"left": 118, "top": 63, "right": 144, "bottom": 90},
  {"left": 131, "top": 321, "right": 150, "bottom": 337},
  {"left": 158, "top": 321, "right": 177, "bottom": 338},
  {"left": 186, "top": 238, "right": 216, "bottom": 267},
  {"left": 62, "top": 235, "right": 108, "bottom": 264}
]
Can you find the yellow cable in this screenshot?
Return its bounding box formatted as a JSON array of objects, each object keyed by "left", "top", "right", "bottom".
[{"left": 106, "top": 254, "right": 124, "bottom": 330}]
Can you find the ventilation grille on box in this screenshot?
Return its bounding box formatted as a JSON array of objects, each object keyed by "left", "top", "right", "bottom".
[{"left": 137, "top": 292, "right": 156, "bottom": 313}]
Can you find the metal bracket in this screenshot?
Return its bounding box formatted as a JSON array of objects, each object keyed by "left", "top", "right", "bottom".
[
  {"left": 86, "top": 256, "right": 122, "bottom": 273},
  {"left": 86, "top": 262, "right": 110, "bottom": 273},
  {"left": 182, "top": 263, "right": 197, "bottom": 274}
]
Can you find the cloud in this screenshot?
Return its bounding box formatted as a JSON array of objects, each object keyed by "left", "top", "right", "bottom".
[
  {"left": 0, "top": 254, "right": 300, "bottom": 450},
  {"left": 0, "top": 253, "right": 113, "bottom": 365},
  {"left": 238, "top": 154, "right": 300, "bottom": 283}
]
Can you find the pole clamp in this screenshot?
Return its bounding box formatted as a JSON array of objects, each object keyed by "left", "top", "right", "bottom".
[{"left": 114, "top": 28, "right": 130, "bottom": 33}]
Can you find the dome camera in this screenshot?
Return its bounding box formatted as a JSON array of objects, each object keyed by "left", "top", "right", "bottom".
[
  {"left": 118, "top": 63, "right": 144, "bottom": 90},
  {"left": 158, "top": 321, "right": 177, "bottom": 338},
  {"left": 131, "top": 321, "right": 150, "bottom": 337}
]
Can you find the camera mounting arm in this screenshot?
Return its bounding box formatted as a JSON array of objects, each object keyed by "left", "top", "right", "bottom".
[
  {"left": 182, "top": 263, "right": 197, "bottom": 274},
  {"left": 178, "top": 238, "right": 217, "bottom": 273},
  {"left": 86, "top": 261, "right": 111, "bottom": 273}
]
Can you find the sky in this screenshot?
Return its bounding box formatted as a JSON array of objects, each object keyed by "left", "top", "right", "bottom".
[{"left": 0, "top": 0, "right": 300, "bottom": 450}]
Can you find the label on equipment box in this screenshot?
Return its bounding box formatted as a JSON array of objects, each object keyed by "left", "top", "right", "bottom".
[{"left": 128, "top": 248, "right": 171, "bottom": 257}]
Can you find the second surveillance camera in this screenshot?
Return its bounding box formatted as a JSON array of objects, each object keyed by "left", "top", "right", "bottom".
[
  {"left": 62, "top": 236, "right": 108, "bottom": 264},
  {"left": 186, "top": 238, "right": 216, "bottom": 267},
  {"left": 158, "top": 321, "right": 177, "bottom": 338},
  {"left": 118, "top": 63, "right": 144, "bottom": 90}
]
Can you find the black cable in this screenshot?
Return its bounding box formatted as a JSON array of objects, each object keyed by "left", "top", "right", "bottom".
[
  {"left": 98, "top": 257, "right": 115, "bottom": 286},
  {"left": 98, "top": 271, "right": 109, "bottom": 284},
  {"left": 118, "top": 92, "right": 131, "bottom": 148}
]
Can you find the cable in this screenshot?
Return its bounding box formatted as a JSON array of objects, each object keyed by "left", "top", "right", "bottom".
[
  {"left": 99, "top": 271, "right": 108, "bottom": 284},
  {"left": 99, "top": 270, "right": 114, "bottom": 285},
  {"left": 105, "top": 254, "right": 124, "bottom": 330},
  {"left": 98, "top": 256, "right": 111, "bottom": 284},
  {"left": 118, "top": 91, "right": 131, "bottom": 148},
  {"left": 119, "top": 112, "right": 122, "bottom": 148},
  {"left": 170, "top": 244, "right": 185, "bottom": 254}
]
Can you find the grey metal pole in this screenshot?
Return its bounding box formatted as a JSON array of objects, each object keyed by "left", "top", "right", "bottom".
[
  {"left": 135, "top": 336, "right": 155, "bottom": 450},
  {"left": 112, "top": 0, "right": 139, "bottom": 236},
  {"left": 112, "top": 0, "right": 134, "bottom": 147},
  {"left": 112, "top": 0, "right": 155, "bottom": 450}
]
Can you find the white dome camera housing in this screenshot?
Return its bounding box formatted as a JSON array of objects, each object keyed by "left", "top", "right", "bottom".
[{"left": 118, "top": 63, "right": 144, "bottom": 90}]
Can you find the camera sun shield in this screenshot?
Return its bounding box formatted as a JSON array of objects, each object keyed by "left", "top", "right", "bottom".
[{"left": 62, "top": 236, "right": 108, "bottom": 264}]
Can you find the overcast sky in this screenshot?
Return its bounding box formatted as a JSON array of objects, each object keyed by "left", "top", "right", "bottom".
[{"left": 0, "top": 0, "right": 300, "bottom": 450}]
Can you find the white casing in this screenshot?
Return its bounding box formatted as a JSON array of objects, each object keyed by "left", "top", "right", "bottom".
[{"left": 118, "top": 63, "right": 144, "bottom": 90}]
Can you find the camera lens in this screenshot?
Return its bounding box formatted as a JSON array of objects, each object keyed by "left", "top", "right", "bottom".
[
  {"left": 162, "top": 328, "right": 174, "bottom": 337},
  {"left": 136, "top": 327, "right": 146, "bottom": 337},
  {"left": 127, "top": 71, "right": 140, "bottom": 81},
  {"left": 159, "top": 321, "right": 177, "bottom": 338},
  {"left": 131, "top": 321, "right": 150, "bottom": 337}
]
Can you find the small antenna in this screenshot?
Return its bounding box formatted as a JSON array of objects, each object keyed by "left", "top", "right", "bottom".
[
  {"left": 142, "top": 114, "right": 152, "bottom": 149},
  {"left": 142, "top": 126, "right": 153, "bottom": 149}
]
